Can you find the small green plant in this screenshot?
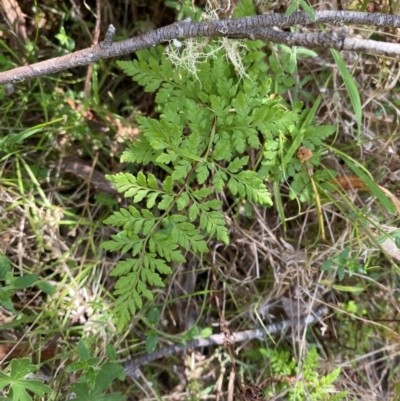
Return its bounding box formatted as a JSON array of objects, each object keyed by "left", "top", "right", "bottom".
[
  {"left": 377, "top": 229, "right": 400, "bottom": 248},
  {"left": 145, "top": 306, "right": 160, "bottom": 353},
  {"left": 259, "top": 347, "right": 297, "bottom": 377},
  {"left": 291, "top": 348, "right": 347, "bottom": 401},
  {"left": 321, "top": 246, "right": 366, "bottom": 280},
  {"left": 0, "top": 256, "right": 39, "bottom": 313},
  {"left": 0, "top": 358, "right": 51, "bottom": 401},
  {"left": 260, "top": 347, "right": 348, "bottom": 400},
  {"left": 0, "top": 342, "right": 126, "bottom": 401},
  {"left": 101, "top": 1, "right": 337, "bottom": 330},
  {"left": 165, "top": 0, "right": 203, "bottom": 21},
  {"left": 65, "top": 341, "right": 126, "bottom": 401}
]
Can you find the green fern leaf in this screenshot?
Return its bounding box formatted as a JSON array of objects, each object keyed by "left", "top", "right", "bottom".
[
  {"left": 149, "top": 233, "right": 186, "bottom": 262},
  {"left": 289, "top": 172, "right": 310, "bottom": 201},
  {"left": 182, "top": 130, "right": 203, "bottom": 155},
  {"left": 232, "top": 91, "right": 250, "bottom": 117},
  {"left": 228, "top": 177, "right": 240, "bottom": 195},
  {"left": 203, "top": 199, "right": 223, "bottom": 210},
  {"left": 233, "top": 0, "right": 256, "bottom": 17},
  {"left": 103, "top": 206, "right": 140, "bottom": 229},
  {"left": 101, "top": 232, "right": 140, "bottom": 254},
  {"left": 210, "top": 95, "right": 230, "bottom": 118},
  {"left": 188, "top": 203, "right": 199, "bottom": 221},
  {"left": 213, "top": 136, "right": 232, "bottom": 161},
  {"left": 303, "top": 125, "right": 335, "bottom": 149},
  {"left": 195, "top": 163, "right": 210, "bottom": 184},
  {"left": 149, "top": 257, "right": 172, "bottom": 276},
  {"left": 106, "top": 173, "right": 137, "bottom": 194},
  {"left": 146, "top": 192, "right": 159, "bottom": 208},
  {"left": 176, "top": 192, "right": 190, "bottom": 211},
  {"left": 117, "top": 59, "right": 163, "bottom": 93},
  {"left": 121, "top": 136, "right": 158, "bottom": 165},
  {"left": 197, "top": 202, "right": 229, "bottom": 244},
  {"left": 162, "top": 176, "right": 174, "bottom": 193},
  {"left": 213, "top": 170, "right": 227, "bottom": 192},
  {"left": 227, "top": 156, "right": 249, "bottom": 173},
  {"left": 167, "top": 215, "right": 209, "bottom": 253},
  {"left": 191, "top": 187, "right": 213, "bottom": 200},
  {"left": 117, "top": 47, "right": 177, "bottom": 94},
  {"left": 107, "top": 172, "right": 159, "bottom": 199},
  {"left": 156, "top": 152, "right": 176, "bottom": 164},
  {"left": 156, "top": 82, "right": 175, "bottom": 104},
  {"left": 247, "top": 128, "right": 260, "bottom": 148},
  {"left": 111, "top": 259, "right": 139, "bottom": 276},
  {"left": 216, "top": 77, "right": 236, "bottom": 99},
  {"left": 158, "top": 194, "right": 174, "bottom": 210},
  {"left": 320, "top": 367, "right": 341, "bottom": 386},
  {"left": 103, "top": 206, "right": 156, "bottom": 237},
  {"left": 113, "top": 303, "right": 131, "bottom": 332},
  {"left": 233, "top": 130, "right": 246, "bottom": 152},
  {"left": 172, "top": 160, "right": 192, "bottom": 181},
  {"left": 139, "top": 117, "right": 182, "bottom": 150},
  {"left": 235, "top": 170, "right": 272, "bottom": 205},
  {"left": 111, "top": 251, "right": 173, "bottom": 330},
  {"left": 253, "top": 104, "right": 299, "bottom": 135}
]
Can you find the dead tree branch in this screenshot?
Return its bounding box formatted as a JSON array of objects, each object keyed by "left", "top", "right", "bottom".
[
  {"left": 1, "top": 11, "right": 400, "bottom": 85},
  {"left": 123, "top": 305, "right": 329, "bottom": 380},
  {"left": 233, "top": 28, "right": 400, "bottom": 57}
]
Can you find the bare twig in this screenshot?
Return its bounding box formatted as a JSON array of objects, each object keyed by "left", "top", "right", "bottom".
[
  {"left": 232, "top": 27, "right": 400, "bottom": 57},
  {"left": 1, "top": 11, "right": 400, "bottom": 85},
  {"left": 101, "top": 24, "right": 116, "bottom": 48},
  {"left": 123, "top": 305, "right": 329, "bottom": 379}
]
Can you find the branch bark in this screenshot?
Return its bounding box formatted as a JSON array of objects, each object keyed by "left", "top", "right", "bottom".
[
  {"left": 234, "top": 28, "right": 400, "bottom": 57},
  {"left": 0, "top": 11, "right": 399, "bottom": 85},
  {"left": 122, "top": 305, "right": 329, "bottom": 379}
]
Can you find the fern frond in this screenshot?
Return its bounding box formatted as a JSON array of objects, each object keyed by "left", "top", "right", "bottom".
[
  {"left": 198, "top": 201, "right": 229, "bottom": 244},
  {"left": 117, "top": 58, "right": 164, "bottom": 93},
  {"left": 303, "top": 125, "right": 336, "bottom": 149},
  {"left": 104, "top": 28, "right": 338, "bottom": 332},
  {"left": 121, "top": 135, "right": 159, "bottom": 165},
  {"left": 213, "top": 170, "right": 228, "bottom": 192},
  {"left": 253, "top": 104, "right": 299, "bottom": 135},
  {"left": 112, "top": 253, "right": 168, "bottom": 331},
  {"left": 101, "top": 232, "right": 141, "bottom": 255},
  {"left": 195, "top": 163, "right": 211, "bottom": 184},
  {"left": 149, "top": 233, "right": 186, "bottom": 263},
  {"left": 167, "top": 215, "right": 209, "bottom": 253},
  {"left": 230, "top": 170, "right": 272, "bottom": 205},
  {"left": 116, "top": 47, "right": 178, "bottom": 93}
]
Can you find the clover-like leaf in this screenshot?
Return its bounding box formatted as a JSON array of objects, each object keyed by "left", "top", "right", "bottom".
[{"left": 0, "top": 358, "right": 51, "bottom": 401}]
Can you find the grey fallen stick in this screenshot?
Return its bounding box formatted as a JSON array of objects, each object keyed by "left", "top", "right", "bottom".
[{"left": 123, "top": 305, "right": 329, "bottom": 379}]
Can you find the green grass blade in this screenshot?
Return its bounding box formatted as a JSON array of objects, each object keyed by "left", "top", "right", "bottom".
[
  {"left": 333, "top": 285, "right": 364, "bottom": 293},
  {"left": 283, "top": 128, "right": 304, "bottom": 167},
  {"left": 330, "top": 49, "right": 362, "bottom": 142},
  {"left": 2, "top": 118, "right": 63, "bottom": 146},
  {"left": 283, "top": 95, "right": 321, "bottom": 166},
  {"left": 329, "top": 146, "right": 396, "bottom": 214},
  {"left": 299, "top": 0, "right": 315, "bottom": 20},
  {"left": 273, "top": 181, "right": 286, "bottom": 231}
]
